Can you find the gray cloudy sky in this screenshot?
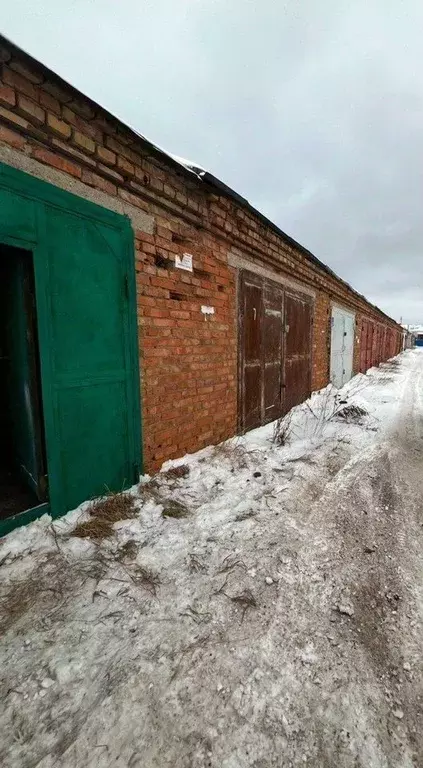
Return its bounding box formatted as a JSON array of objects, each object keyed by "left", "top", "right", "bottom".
[{"left": 3, "top": 1, "right": 423, "bottom": 322}]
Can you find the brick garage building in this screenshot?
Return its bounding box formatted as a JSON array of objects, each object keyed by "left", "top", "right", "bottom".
[{"left": 0, "top": 36, "right": 402, "bottom": 531}]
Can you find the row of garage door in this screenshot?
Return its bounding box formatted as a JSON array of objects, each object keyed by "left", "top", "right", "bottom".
[
  {"left": 239, "top": 270, "right": 401, "bottom": 431},
  {"left": 359, "top": 319, "right": 401, "bottom": 373}
]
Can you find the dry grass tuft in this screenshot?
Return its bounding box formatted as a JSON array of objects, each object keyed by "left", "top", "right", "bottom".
[
  {"left": 73, "top": 492, "right": 137, "bottom": 540},
  {"left": 116, "top": 539, "right": 139, "bottom": 561},
  {"left": 218, "top": 553, "right": 247, "bottom": 574},
  {"left": 132, "top": 565, "right": 161, "bottom": 596},
  {"left": 335, "top": 404, "right": 368, "bottom": 424},
  {"left": 1, "top": 553, "right": 106, "bottom": 633},
  {"left": 72, "top": 518, "right": 114, "bottom": 540},
  {"left": 230, "top": 589, "right": 257, "bottom": 621},
  {"left": 188, "top": 553, "right": 207, "bottom": 573},
  {"left": 138, "top": 478, "right": 161, "bottom": 502},
  {"left": 272, "top": 412, "right": 292, "bottom": 446},
  {"left": 1, "top": 577, "right": 42, "bottom": 633},
  {"left": 89, "top": 492, "right": 136, "bottom": 522},
  {"left": 161, "top": 464, "right": 190, "bottom": 480},
  {"left": 212, "top": 440, "right": 250, "bottom": 469},
  {"left": 162, "top": 499, "right": 190, "bottom": 519}
]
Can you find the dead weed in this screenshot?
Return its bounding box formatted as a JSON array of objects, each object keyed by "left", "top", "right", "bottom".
[
  {"left": 212, "top": 440, "right": 250, "bottom": 469},
  {"left": 1, "top": 553, "right": 106, "bottom": 634},
  {"left": 132, "top": 565, "right": 161, "bottom": 596},
  {"left": 230, "top": 589, "right": 257, "bottom": 621},
  {"left": 162, "top": 499, "right": 190, "bottom": 519},
  {"left": 335, "top": 404, "right": 368, "bottom": 424},
  {"left": 72, "top": 492, "right": 137, "bottom": 540},
  {"left": 188, "top": 553, "right": 207, "bottom": 573},
  {"left": 272, "top": 412, "right": 293, "bottom": 446},
  {"left": 116, "top": 540, "right": 139, "bottom": 562},
  {"left": 161, "top": 464, "right": 190, "bottom": 480}
]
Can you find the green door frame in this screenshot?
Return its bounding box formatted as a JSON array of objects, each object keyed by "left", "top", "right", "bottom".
[{"left": 0, "top": 161, "right": 142, "bottom": 538}]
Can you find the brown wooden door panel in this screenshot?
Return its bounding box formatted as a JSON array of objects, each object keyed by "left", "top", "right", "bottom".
[
  {"left": 379, "top": 326, "right": 386, "bottom": 364},
  {"left": 239, "top": 271, "right": 312, "bottom": 431},
  {"left": 367, "top": 322, "right": 374, "bottom": 369},
  {"left": 244, "top": 282, "right": 262, "bottom": 362},
  {"left": 284, "top": 294, "right": 312, "bottom": 413},
  {"left": 285, "top": 358, "right": 308, "bottom": 412},
  {"left": 263, "top": 284, "right": 283, "bottom": 422},
  {"left": 359, "top": 320, "right": 368, "bottom": 373},
  {"left": 244, "top": 365, "right": 261, "bottom": 430},
  {"left": 241, "top": 278, "right": 263, "bottom": 430},
  {"left": 373, "top": 325, "right": 380, "bottom": 367},
  {"left": 264, "top": 365, "right": 281, "bottom": 420}
]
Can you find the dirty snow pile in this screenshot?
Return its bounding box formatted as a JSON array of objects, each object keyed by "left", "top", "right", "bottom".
[{"left": 2, "top": 351, "right": 423, "bottom": 768}]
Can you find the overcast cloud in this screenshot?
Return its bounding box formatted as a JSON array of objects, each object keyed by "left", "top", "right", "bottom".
[{"left": 2, "top": 1, "right": 422, "bottom": 322}]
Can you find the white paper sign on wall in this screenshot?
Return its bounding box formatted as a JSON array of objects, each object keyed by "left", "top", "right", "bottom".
[
  {"left": 201, "top": 306, "right": 215, "bottom": 315},
  {"left": 175, "top": 253, "right": 193, "bottom": 272}
]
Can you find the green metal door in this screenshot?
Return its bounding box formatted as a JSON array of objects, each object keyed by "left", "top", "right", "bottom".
[
  {"left": 43, "top": 208, "right": 140, "bottom": 513},
  {"left": 0, "top": 162, "right": 141, "bottom": 529}
]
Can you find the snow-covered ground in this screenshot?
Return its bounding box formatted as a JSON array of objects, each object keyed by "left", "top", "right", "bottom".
[{"left": 2, "top": 350, "right": 423, "bottom": 768}]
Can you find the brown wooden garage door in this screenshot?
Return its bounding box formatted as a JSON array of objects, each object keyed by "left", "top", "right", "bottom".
[
  {"left": 360, "top": 318, "right": 375, "bottom": 373},
  {"left": 284, "top": 292, "right": 312, "bottom": 413},
  {"left": 239, "top": 270, "right": 312, "bottom": 431}
]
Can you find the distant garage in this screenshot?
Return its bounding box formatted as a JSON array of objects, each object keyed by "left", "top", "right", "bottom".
[
  {"left": 330, "top": 306, "right": 355, "bottom": 388},
  {"left": 359, "top": 318, "right": 401, "bottom": 373}
]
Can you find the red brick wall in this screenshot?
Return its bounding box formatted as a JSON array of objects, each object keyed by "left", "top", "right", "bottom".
[
  {"left": 0, "top": 40, "right": 403, "bottom": 470},
  {"left": 135, "top": 222, "right": 237, "bottom": 467}
]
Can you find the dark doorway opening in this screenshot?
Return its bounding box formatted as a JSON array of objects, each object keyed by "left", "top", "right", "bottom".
[{"left": 0, "top": 245, "right": 47, "bottom": 521}]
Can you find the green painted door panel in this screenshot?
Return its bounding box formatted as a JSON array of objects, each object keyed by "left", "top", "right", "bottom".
[
  {"left": 57, "top": 381, "right": 129, "bottom": 511},
  {"left": 0, "top": 161, "right": 142, "bottom": 527},
  {"left": 43, "top": 208, "right": 136, "bottom": 513},
  {"left": 0, "top": 190, "right": 36, "bottom": 243}
]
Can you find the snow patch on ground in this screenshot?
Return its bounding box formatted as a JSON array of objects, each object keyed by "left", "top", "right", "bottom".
[{"left": 1, "top": 351, "right": 423, "bottom": 767}]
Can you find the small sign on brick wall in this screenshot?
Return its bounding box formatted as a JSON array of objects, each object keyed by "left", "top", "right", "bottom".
[
  {"left": 175, "top": 253, "right": 193, "bottom": 272},
  {"left": 201, "top": 306, "right": 215, "bottom": 315}
]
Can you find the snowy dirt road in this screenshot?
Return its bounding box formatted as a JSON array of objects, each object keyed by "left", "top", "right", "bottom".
[{"left": 1, "top": 350, "right": 423, "bottom": 768}]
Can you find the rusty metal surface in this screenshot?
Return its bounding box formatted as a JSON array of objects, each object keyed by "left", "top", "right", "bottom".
[
  {"left": 361, "top": 320, "right": 400, "bottom": 375},
  {"left": 366, "top": 321, "right": 375, "bottom": 370},
  {"left": 241, "top": 278, "right": 263, "bottom": 430},
  {"left": 284, "top": 293, "right": 312, "bottom": 413},
  {"left": 372, "top": 323, "right": 380, "bottom": 368},
  {"left": 239, "top": 270, "right": 312, "bottom": 431},
  {"left": 359, "top": 319, "right": 368, "bottom": 373},
  {"left": 263, "top": 284, "right": 284, "bottom": 422},
  {"left": 360, "top": 319, "right": 376, "bottom": 373}
]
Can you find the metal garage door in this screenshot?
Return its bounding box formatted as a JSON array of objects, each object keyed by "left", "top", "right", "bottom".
[
  {"left": 0, "top": 162, "right": 141, "bottom": 532},
  {"left": 284, "top": 292, "right": 312, "bottom": 413},
  {"left": 239, "top": 272, "right": 284, "bottom": 430},
  {"left": 359, "top": 318, "right": 375, "bottom": 373},
  {"left": 330, "top": 306, "right": 355, "bottom": 388},
  {"left": 239, "top": 270, "right": 312, "bottom": 431}
]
